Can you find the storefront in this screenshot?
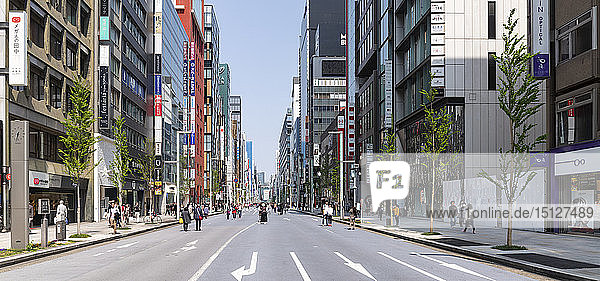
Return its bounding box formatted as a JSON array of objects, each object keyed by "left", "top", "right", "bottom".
[
  {"left": 28, "top": 171, "right": 89, "bottom": 226},
  {"left": 553, "top": 145, "right": 600, "bottom": 234}
]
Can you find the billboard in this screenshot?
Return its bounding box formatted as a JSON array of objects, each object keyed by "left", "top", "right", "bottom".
[
  {"left": 532, "top": 0, "right": 550, "bottom": 78},
  {"left": 9, "top": 12, "right": 27, "bottom": 86}
]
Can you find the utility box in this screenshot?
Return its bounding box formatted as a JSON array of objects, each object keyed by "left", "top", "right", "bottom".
[{"left": 56, "top": 221, "right": 67, "bottom": 241}]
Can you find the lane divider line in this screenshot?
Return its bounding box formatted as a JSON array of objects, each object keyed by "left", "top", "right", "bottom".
[
  {"left": 378, "top": 252, "right": 446, "bottom": 281},
  {"left": 290, "top": 252, "right": 312, "bottom": 281},
  {"left": 187, "top": 222, "right": 257, "bottom": 281}
]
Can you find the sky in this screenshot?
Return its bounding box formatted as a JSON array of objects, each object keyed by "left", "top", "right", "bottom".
[{"left": 206, "top": 0, "right": 306, "bottom": 178}]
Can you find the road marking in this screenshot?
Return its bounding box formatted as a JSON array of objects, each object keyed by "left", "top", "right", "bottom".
[
  {"left": 181, "top": 245, "right": 197, "bottom": 252},
  {"left": 312, "top": 218, "right": 319, "bottom": 222},
  {"left": 107, "top": 249, "right": 116, "bottom": 253},
  {"left": 93, "top": 252, "right": 105, "bottom": 257},
  {"left": 186, "top": 240, "right": 198, "bottom": 246},
  {"left": 290, "top": 252, "right": 311, "bottom": 281},
  {"left": 283, "top": 218, "right": 291, "bottom": 221},
  {"left": 231, "top": 252, "right": 258, "bottom": 281},
  {"left": 334, "top": 252, "right": 376, "bottom": 280},
  {"left": 378, "top": 252, "right": 445, "bottom": 281},
  {"left": 411, "top": 252, "right": 495, "bottom": 281},
  {"left": 173, "top": 250, "right": 181, "bottom": 254},
  {"left": 117, "top": 241, "right": 139, "bottom": 248},
  {"left": 325, "top": 229, "right": 335, "bottom": 234},
  {"left": 187, "top": 222, "right": 257, "bottom": 281}
]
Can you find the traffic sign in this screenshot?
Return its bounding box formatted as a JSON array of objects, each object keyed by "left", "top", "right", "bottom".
[{"left": 6, "top": 173, "right": 10, "bottom": 181}]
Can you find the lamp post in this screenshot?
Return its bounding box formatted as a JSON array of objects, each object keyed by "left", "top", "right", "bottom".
[{"left": 173, "top": 131, "right": 191, "bottom": 220}]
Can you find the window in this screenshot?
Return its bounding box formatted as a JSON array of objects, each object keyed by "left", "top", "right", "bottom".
[
  {"left": 122, "top": 97, "right": 146, "bottom": 124},
  {"left": 66, "top": 0, "right": 77, "bottom": 26},
  {"left": 110, "top": 0, "right": 120, "bottom": 14},
  {"left": 30, "top": 67, "right": 45, "bottom": 100},
  {"left": 488, "top": 52, "right": 496, "bottom": 90},
  {"left": 30, "top": 13, "right": 45, "bottom": 48},
  {"left": 50, "top": 28, "right": 62, "bottom": 60},
  {"left": 29, "top": 131, "right": 40, "bottom": 159},
  {"left": 65, "top": 85, "right": 73, "bottom": 112},
  {"left": 80, "top": 51, "right": 90, "bottom": 78},
  {"left": 557, "top": 93, "right": 593, "bottom": 145},
  {"left": 51, "top": 0, "right": 61, "bottom": 12},
  {"left": 123, "top": 12, "right": 146, "bottom": 48},
  {"left": 50, "top": 77, "right": 62, "bottom": 109},
  {"left": 80, "top": 8, "right": 90, "bottom": 36},
  {"left": 126, "top": 0, "right": 146, "bottom": 24},
  {"left": 66, "top": 42, "right": 77, "bottom": 70},
  {"left": 110, "top": 56, "right": 120, "bottom": 78},
  {"left": 110, "top": 24, "right": 120, "bottom": 45},
  {"left": 124, "top": 42, "right": 146, "bottom": 74},
  {"left": 43, "top": 132, "right": 58, "bottom": 162},
  {"left": 557, "top": 10, "right": 595, "bottom": 63},
  {"left": 488, "top": 1, "right": 496, "bottom": 39}
]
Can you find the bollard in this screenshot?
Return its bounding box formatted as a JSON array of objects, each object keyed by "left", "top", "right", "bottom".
[{"left": 41, "top": 216, "right": 48, "bottom": 247}]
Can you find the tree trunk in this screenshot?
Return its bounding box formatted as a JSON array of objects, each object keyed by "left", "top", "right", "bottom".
[
  {"left": 430, "top": 163, "right": 435, "bottom": 233},
  {"left": 76, "top": 179, "right": 81, "bottom": 235},
  {"left": 507, "top": 203, "right": 513, "bottom": 246}
]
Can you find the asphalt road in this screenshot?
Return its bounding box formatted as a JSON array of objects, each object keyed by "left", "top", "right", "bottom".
[{"left": 0, "top": 209, "right": 547, "bottom": 281}]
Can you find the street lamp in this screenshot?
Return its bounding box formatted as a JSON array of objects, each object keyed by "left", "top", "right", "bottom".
[
  {"left": 327, "top": 130, "right": 354, "bottom": 220},
  {"left": 170, "top": 130, "right": 191, "bottom": 220}
]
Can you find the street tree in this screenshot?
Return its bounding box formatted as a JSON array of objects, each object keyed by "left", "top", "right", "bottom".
[
  {"left": 480, "top": 9, "right": 546, "bottom": 248},
  {"left": 137, "top": 138, "right": 154, "bottom": 215},
  {"left": 59, "top": 77, "right": 98, "bottom": 235},
  {"left": 109, "top": 116, "right": 131, "bottom": 207},
  {"left": 419, "top": 77, "right": 455, "bottom": 234}
]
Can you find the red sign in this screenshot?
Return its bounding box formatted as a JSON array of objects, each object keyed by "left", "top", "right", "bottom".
[
  {"left": 5, "top": 174, "right": 10, "bottom": 181},
  {"left": 154, "top": 95, "right": 162, "bottom": 116},
  {"left": 11, "top": 17, "right": 20, "bottom": 23},
  {"left": 34, "top": 178, "right": 40, "bottom": 185}
]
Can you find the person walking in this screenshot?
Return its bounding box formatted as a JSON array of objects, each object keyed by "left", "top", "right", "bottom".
[
  {"left": 238, "top": 206, "right": 242, "bottom": 218},
  {"left": 377, "top": 205, "right": 383, "bottom": 221},
  {"left": 392, "top": 205, "right": 400, "bottom": 226},
  {"left": 459, "top": 200, "right": 466, "bottom": 227},
  {"left": 134, "top": 202, "right": 141, "bottom": 223},
  {"left": 110, "top": 202, "right": 120, "bottom": 234},
  {"left": 226, "top": 208, "right": 231, "bottom": 220},
  {"left": 349, "top": 206, "right": 357, "bottom": 230},
  {"left": 181, "top": 204, "right": 192, "bottom": 231},
  {"left": 449, "top": 201, "right": 458, "bottom": 228},
  {"left": 193, "top": 204, "right": 203, "bottom": 231},
  {"left": 232, "top": 207, "right": 237, "bottom": 219},
  {"left": 463, "top": 203, "right": 476, "bottom": 234},
  {"left": 322, "top": 204, "right": 328, "bottom": 226},
  {"left": 203, "top": 205, "right": 209, "bottom": 219}
]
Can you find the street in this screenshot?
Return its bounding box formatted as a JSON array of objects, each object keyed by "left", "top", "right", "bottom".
[{"left": 0, "top": 210, "right": 546, "bottom": 281}]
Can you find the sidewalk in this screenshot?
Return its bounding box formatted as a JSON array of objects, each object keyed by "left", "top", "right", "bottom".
[{"left": 300, "top": 209, "right": 600, "bottom": 281}]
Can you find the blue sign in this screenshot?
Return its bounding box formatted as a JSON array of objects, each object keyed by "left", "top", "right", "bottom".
[
  {"left": 154, "top": 75, "right": 162, "bottom": 96},
  {"left": 533, "top": 54, "right": 550, "bottom": 78},
  {"left": 190, "top": 59, "right": 195, "bottom": 96},
  {"left": 99, "top": 17, "right": 109, "bottom": 41},
  {"left": 190, "top": 133, "right": 195, "bottom": 145}
]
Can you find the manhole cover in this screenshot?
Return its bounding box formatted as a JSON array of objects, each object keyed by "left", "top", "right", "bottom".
[
  {"left": 501, "top": 253, "right": 600, "bottom": 269},
  {"left": 435, "top": 238, "right": 489, "bottom": 246}
]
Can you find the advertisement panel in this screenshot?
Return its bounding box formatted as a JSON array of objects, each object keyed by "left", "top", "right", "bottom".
[
  {"left": 99, "top": 66, "right": 110, "bottom": 129},
  {"left": 99, "top": 16, "right": 109, "bottom": 41},
  {"left": 532, "top": 0, "right": 550, "bottom": 78},
  {"left": 190, "top": 42, "right": 196, "bottom": 97},
  {"left": 384, "top": 59, "right": 393, "bottom": 129},
  {"left": 9, "top": 12, "right": 27, "bottom": 86}
]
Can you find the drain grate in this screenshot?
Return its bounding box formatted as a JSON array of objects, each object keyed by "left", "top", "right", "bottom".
[
  {"left": 435, "top": 238, "right": 489, "bottom": 247},
  {"left": 501, "top": 253, "right": 600, "bottom": 269}
]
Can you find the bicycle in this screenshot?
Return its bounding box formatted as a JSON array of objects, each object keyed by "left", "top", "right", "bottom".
[{"left": 143, "top": 211, "right": 162, "bottom": 224}]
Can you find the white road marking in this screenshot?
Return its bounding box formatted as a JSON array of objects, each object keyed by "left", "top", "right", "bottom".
[
  {"left": 283, "top": 218, "right": 291, "bottom": 221},
  {"left": 186, "top": 240, "right": 198, "bottom": 246},
  {"left": 181, "top": 245, "right": 197, "bottom": 252},
  {"left": 187, "top": 223, "right": 257, "bottom": 281},
  {"left": 117, "top": 241, "right": 139, "bottom": 248},
  {"left": 231, "top": 251, "right": 258, "bottom": 281},
  {"left": 93, "top": 252, "right": 105, "bottom": 257},
  {"left": 334, "top": 252, "right": 376, "bottom": 280},
  {"left": 173, "top": 250, "right": 181, "bottom": 254},
  {"left": 325, "top": 229, "right": 335, "bottom": 234},
  {"left": 290, "top": 252, "right": 311, "bottom": 281},
  {"left": 107, "top": 249, "right": 116, "bottom": 253},
  {"left": 378, "top": 252, "right": 445, "bottom": 281},
  {"left": 411, "top": 252, "right": 496, "bottom": 281},
  {"left": 312, "top": 218, "right": 319, "bottom": 222}
]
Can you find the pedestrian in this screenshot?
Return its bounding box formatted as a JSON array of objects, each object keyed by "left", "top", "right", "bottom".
[
  {"left": 181, "top": 204, "right": 192, "bottom": 231},
  {"left": 449, "top": 201, "right": 458, "bottom": 228},
  {"left": 463, "top": 203, "right": 475, "bottom": 234},
  {"left": 232, "top": 207, "right": 237, "bottom": 219},
  {"left": 194, "top": 204, "right": 203, "bottom": 231},
  {"left": 322, "top": 204, "right": 328, "bottom": 226},
  {"left": 203, "top": 205, "right": 209, "bottom": 219},
  {"left": 349, "top": 206, "right": 357, "bottom": 230},
  {"left": 459, "top": 200, "right": 466, "bottom": 227},
  {"left": 392, "top": 205, "right": 400, "bottom": 226},
  {"left": 134, "top": 202, "right": 141, "bottom": 223},
  {"left": 326, "top": 205, "right": 333, "bottom": 226},
  {"left": 238, "top": 206, "right": 242, "bottom": 218},
  {"left": 226, "top": 208, "right": 230, "bottom": 220},
  {"left": 377, "top": 205, "right": 383, "bottom": 221},
  {"left": 110, "top": 202, "right": 120, "bottom": 234}
]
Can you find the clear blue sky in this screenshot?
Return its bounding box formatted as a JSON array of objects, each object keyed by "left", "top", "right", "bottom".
[{"left": 206, "top": 0, "right": 305, "bottom": 178}]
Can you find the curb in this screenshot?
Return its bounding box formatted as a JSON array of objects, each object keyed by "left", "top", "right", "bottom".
[
  {"left": 0, "top": 220, "right": 178, "bottom": 269},
  {"left": 296, "top": 210, "right": 596, "bottom": 281}
]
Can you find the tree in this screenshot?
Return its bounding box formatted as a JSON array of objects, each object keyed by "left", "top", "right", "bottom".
[
  {"left": 480, "top": 9, "right": 546, "bottom": 247},
  {"left": 419, "top": 77, "right": 455, "bottom": 234},
  {"left": 59, "top": 77, "right": 98, "bottom": 235},
  {"left": 137, "top": 138, "right": 154, "bottom": 215},
  {"left": 109, "top": 116, "right": 131, "bottom": 207},
  {"left": 179, "top": 153, "right": 192, "bottom": 204}
]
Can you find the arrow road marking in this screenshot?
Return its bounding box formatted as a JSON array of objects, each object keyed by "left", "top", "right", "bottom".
[
  {"left": 231, "top": 252, "right": 258, "bottom": 281},
  {"left": 378, "top": 252, "right": 445, "bottom": 281},
  {"left": 117, "top": 241, "right": 139, "bottom": 248},
  {"left": 188, "top": 222, "right": 256, "bottom": 281},
  {"left": 411, "top": 252, "right": 495, "bottom": 281},
  {"left": 334, "top": 252, "right": 376, "bottom": 280},
  {"left": 181, "top": 245, "right": 197, "bottom": 252},
  {"left": 186, "top": 240, "right": 198, "bottom": 246},
  {"left": 290, "top": 252, "right": 311, "bottom": 281}
]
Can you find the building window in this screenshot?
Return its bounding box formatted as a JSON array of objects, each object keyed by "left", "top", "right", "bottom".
[
  {"left": 29, "top": 131, "right": 40, "bottom": 159},
  {"left": 66, "top": 41, "right": 77, "bottom": 70},
  {"left": 557, "top": 93, "right": 593, "bottom": 145},
  {"left": 488, "top": 52, "right": 496, "bottom": 90},
  {"left": 50, "top": 77, "right": 62, "bottom": 109},
  {"left": 30, "top": 67, "right": 45, "bottom": 100},
  {"left": 488, "top": 1, "right": 496, "bottom": 39},
  {"left": 80, "top": 7, "right": 90, "bottom": 36},
  {"left": 80, "top": 51, "right": 90, "bottom": 78},
  {"left": 66, "top": 0, "right": 77, "bottom": 26},
  {"left": 50, "top": 0, "right": 61, "bottom": 12},
  {"left": 50, "top": 28, "right": 62, "bottom": 60},
  {"left": 557, "top": 10, "right": 595, "bottom": 63},
  {"left": 110, "top": 0, "right": 120, "bottom": 14},
  {"left": 30, "top": 13, "right": 45, "bottom": 48},
  {"left": 110, "top": 24, "right": 120, "bottom": 45}
]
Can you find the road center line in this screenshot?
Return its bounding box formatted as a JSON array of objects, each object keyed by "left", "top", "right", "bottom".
[
  {"left": 187, "top": 222, "right": 257, "bottom": 281},
  {"left": 290, "top": 252, "right": 312, "bottom": 281},
  {"left": 378, "top": 252, "right": 446, "bottom": 281}
]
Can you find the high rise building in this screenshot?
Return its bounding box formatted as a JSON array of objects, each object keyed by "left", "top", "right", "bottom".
[
  {"left": 229, "top": 95, "right": 242, "bottom": 203},
  {"left": 277, "top": 108, "right": 293, "bottom": 205},
  {"left": 176, "top": 0, "right": 205, "bottom": 203},
  {"left": 218, "top": 63, "right": 231, "bottom": 205}
]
